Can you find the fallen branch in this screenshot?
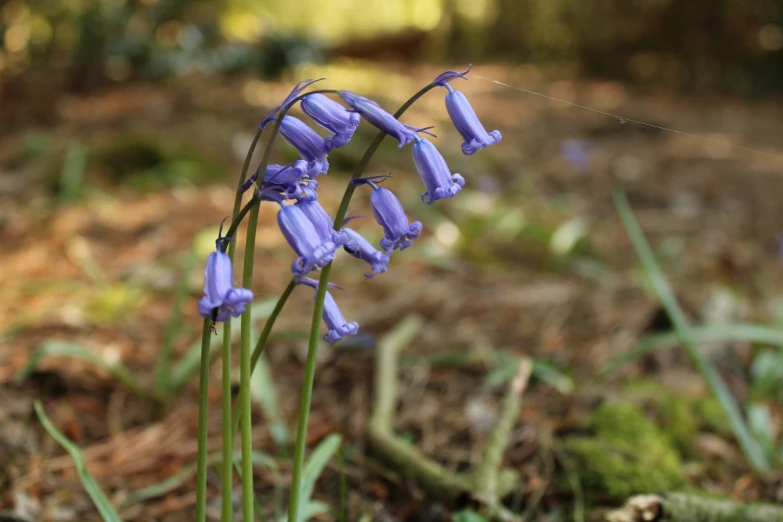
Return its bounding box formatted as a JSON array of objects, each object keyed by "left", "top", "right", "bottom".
[
  {"left": 607, "top": 493, "right": 783, "bottom": 522},
  {"left": 367, "top": 315, "right": 532, "bottom": 521}
]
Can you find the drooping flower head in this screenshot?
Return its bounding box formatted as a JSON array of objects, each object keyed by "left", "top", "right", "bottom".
[
  {"left": 197, "top": 230, "right": 253, "bottom": 322},
  {"left": 301, "top": 93, "right": 361, "bottom": 151},
  {"left": 341, "top": 228, "right": 390, "bottom": 278},
  {"left": 297, "top": 277, "right": 359, "bottom": 345},
  {"left": 339, "top": 91, "right": 424, "bottom": 148},
  {"left": 354, "top": 177, "right": 422, "bottom": 251},
  {"left": 294, "top": 197, "right": 347, "bottom": 248},
  {"left": 278, "top": 115, "right": 330, "bottom": 177},
  {"left": 411, "top": 137, "right": 465, "bottom": 205},
  {"left": 277, "top": 203, "right": 337, "bottom": 276},
  {"left": 433, "top": 65, "right": 502, "bottom": 156}
]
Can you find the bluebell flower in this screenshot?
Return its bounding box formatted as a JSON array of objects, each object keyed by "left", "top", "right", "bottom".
[
  {"left": 366, "top": 185, "right": 422, "bottom": 251},
  {"left": 560, "top": 139, "right": 592, "bottom": 174},
  {"left": 259, "top": 78, "right": 323, "bottom": 130},
  {"left": 279, "top": 116, "right": 330, "bottom": 177},
  {"left": 197, "top": 250, "right": 253, "bottom": 322},
  {"left": 341, "top": 228, "right": 390, "bottom": 278},
  {"left": 277, "top": 203, "right": 338, "bottom": 276},
  {"left": 301, "top": 93, "right": 360, "bottom": 151},
  {"left": 297, "top": 278, "right": 359, "bottom": 345},
  {"left": 338, "top": 91, "right": 423, "bottom": 148},
  {"left": 240, "top": 160, "right": 311, "bottom": 199},
  {"left": 295, "top": 198, "right": 347, "bottom": 248},
  {"left": 433, "top": 65, "right": 502, "bottom": 156},
  {"left": 411, "top": 137, "right": 465, "bottom": 204}
]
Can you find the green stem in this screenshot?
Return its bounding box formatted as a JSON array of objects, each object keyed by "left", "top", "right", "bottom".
[
  {"left": 286, "top": 82, "right": 437, "bottom": 522},
  {"left": 220, "top": 323, "right": 233, "bottom": 522},
  {"left": 240, "top": 203, "right": 260, "bottom": 521},
  {"left": 196, "top": 318, "right": 212, "bottom": 522},
  {"left": 223, "top": 128, "right": 261, "bottom": 522},
  {"left": 230, "top": 278, "right": 297, "bottom": 449}
]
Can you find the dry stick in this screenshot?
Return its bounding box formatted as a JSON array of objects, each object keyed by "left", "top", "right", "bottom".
[
  {"left": 367, "top": 315, "right": 531, "bottom": 521},
  {"left": 607, "top": 493, "right": 783, "bottom": 522},
  {"left": 472, "top": 359, "right": 532, "bottom": 506}
]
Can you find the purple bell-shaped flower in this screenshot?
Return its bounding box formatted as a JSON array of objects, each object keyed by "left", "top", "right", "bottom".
[
  {"left": 301, "top": 93, "right": 360, "bottom": 151},
  {"left": 240, "top": 160, "right": 311, "bottom": 200},
  {"left": 295, "top": 198, "right": 347, "bottom": 248},
  {"left": 411, "top": 137, "right": 465, "bottom": 205},
  {"left": 367, "top": 185, "right": 422, "bottom": 251},
  {"left": 279, "top": 115, "right": 330, "bottom": 177},
  {"left": 341, "top": 228, "right": 390, "bottom": 278},
  {"left": 277, "top": 204, "right": 337, "bottom": 276},
  {"left": 297, "top": 277, "right": 359, "bottom": 345},
  {"left": 338, "top": 91, "right": 422, "bottom": 148},
  {"left": 197, "top": 250, "right": 253, "bottom": 322},
  {"left": 433, "top": 66, "right": 501, "bottom": 156}
]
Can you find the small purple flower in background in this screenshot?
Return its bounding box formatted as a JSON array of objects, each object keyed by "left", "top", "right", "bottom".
[
  {"left": 259, "top": 78, "right": 323, "bottom": 131},
  {"left": 197, "top": 250, "right": 253, "bottom": 322},
  {"left": 297, "top": 277, "right": 359, "bottom": 345},
  {"left": 341, "top": 228, "right": 390, "bottom": 278},
  {"left": 411, "top": 137, "right": 465, "bottom": 205},
  {"left": 359, "top": 181, "right": 422, "bottom": 251},
  {"left": 339, "top": 91, "right": 423, "bottom": 148},
  {"left": 277, "top": 203, "right": 338, "bottom": 276},
  {"left": 301, "top": 93, "right": 361, "bottom": 151},
  {"left": 560, "top": 139, "right": 593, "bottom": 174},
  {"left": 434, "top": 65, "right": 502, "bottom": 156},
  {"left": 295, "top": 198, "right": 347, "bottom": 248},
  {"left": 279, "top": 116, "right": 330, "bottom": 177}
]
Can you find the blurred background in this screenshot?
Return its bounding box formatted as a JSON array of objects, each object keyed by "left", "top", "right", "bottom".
[{"left": 2, "top": 0, "right": 783, "bottom": 520}]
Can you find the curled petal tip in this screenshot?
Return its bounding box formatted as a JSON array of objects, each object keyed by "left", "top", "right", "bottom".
[{"left": 433, "top": 64, "right": 473, "bottom": 86}]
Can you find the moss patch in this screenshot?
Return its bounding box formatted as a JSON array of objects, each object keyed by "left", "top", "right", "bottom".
[{"left": 565, "top": 401, "right": 685, "bottom": 498}]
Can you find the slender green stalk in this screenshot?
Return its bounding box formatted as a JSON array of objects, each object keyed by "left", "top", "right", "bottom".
[
  {"left": 613, "top": 190, "right": 769, "bottom": 472},
  {"left": 221, "top": 118, "right": 262, "bottom": 522},
  {"left": 230, "top": 279, "right": 296, "bottom": 450},
  {"left": 287, "top": 83, "right": 437, "bottom": 522},
  {"left": 196, "top": 318, "right": 212, "bottom": 522},
  {"left": 220, "top": 323, "right": 233, "bottom": 522},
  {"left": 239, "top": 204, "right": 261, "bottom": 521}
]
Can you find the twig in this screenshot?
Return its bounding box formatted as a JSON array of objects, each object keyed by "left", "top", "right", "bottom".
[
  {"left": 367, "top": 315, "right": 531, "bottom": 521},
  {"left": 607, "top": 493, "right": 783, "bottom": 522}
]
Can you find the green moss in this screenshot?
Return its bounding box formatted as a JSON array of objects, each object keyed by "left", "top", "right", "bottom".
[
  {"left": 623, "top": 379, "right": 731, "bottom": 453},
  {"left": 565, "top": 402, "right": 685, "bottom": 498}
]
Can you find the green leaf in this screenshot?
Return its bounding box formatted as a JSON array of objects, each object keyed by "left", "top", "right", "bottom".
[
  {"left": 601, "top": 324, "right": 783, "bottom": 377},
  {"left": 250, "top": 350, "right": 290, "bottom": 447},
  {"left": 278, "top": 434, "right": 342, "bottom": 522},
  {"left": 34, "top": 401, "right": 122, "bottom": 522},
  {"left": 18, "top": 341, "right": 151, "bottom": 399},
  {"left": 614, "top": 190, "right": 769, "bottom": 471},
  {"left": 451, "top": 509, "right": 488, "bottom": 522}
]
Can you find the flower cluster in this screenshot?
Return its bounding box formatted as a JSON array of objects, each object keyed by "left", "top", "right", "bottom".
[{"left": 198, "top": 66, "right": 500, "bottom": 345}]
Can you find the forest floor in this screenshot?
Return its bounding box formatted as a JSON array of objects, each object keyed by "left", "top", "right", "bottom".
[{"left": 2, "top": 62, "right": 783, "bottom": 521}]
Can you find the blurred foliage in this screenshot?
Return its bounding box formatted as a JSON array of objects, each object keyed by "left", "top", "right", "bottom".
[
  {"left": 1, "top": 0, "right": 781, "bottom": 92},
  {"left": 564, "top": 401, "right": 685, "bottom": 499}
]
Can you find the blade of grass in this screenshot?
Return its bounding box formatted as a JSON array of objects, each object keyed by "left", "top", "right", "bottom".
[
  {"left": 34, "top": 401, "right": 122, "bottom": 522},
  {"left": 155, "top": 249, "right": 196, "bottom": 398},
  {"left": 613, "top": 189, "right": 769, "bottom": 471},
  {"left": 601, "top": 323, "right": 783, "bottom": 376},
  {"left": 19, "top": 342, "right": 152, "bottom": 399}
]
